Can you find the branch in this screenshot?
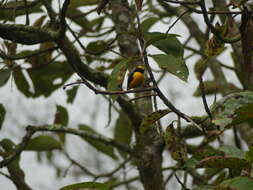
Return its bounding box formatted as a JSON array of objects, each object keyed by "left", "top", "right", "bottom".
[
  {"left": 26, "top": 125, "right": 133, "bottom": 154},
  {"left": 41, "top": 0, "right": 57, "bottom": 22},
  {"left": 0, "top": 46, "right": 57, "bottom": 60},
  {"left": 74, "top": 77, "right": 157, "bottom": 95},
  {"left": 56, "top": 37, "right": 108, "bottom": 87},
  {"left": 0, "top": 125, "right": 132, "bottom": 169},
  {"left": 94, "top": 157, "right": 132, "bottom": 180},
  {"left": 63, "top": 150, "right": 96, "bottom": 177},
  {"left": 0, "top": 129, "right": 35, "bottom": 168},
  {"left": 199, "top": 0, "right": 240, "bottom": 43},
  {"left": 199, "top": 76, "right": 213, "bottom": 120},
  {"left": 59, "top": 0, "right": 70, "bottom": 36},
  {"left": 0, "top": 23, "right": 56, "bottom": 45},
  {"left": 0, "top": 0, "right": 41, "bottom": 10}
]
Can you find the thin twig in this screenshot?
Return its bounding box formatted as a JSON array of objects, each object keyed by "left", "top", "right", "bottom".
[
  {"left": 0, "top": 129, "right": 35, "bottom": 168},
  {"left": 136, "top": 13, "right": 203, "bottom": 131},
  {"left": 59, "top": 0, "right": 70, "bottom": 36},
  {"left": 233, "top": 126, "right": 242, "bottom": 149},
  {"left": 26, "top": 125, "right": 133, "bottom": 153},
  {"left": 166, "top": 10, "right": 189, "bottom": 34},
  {"left": 63, "top": 150, "right": 96, "bottom": 177},
  {"left": 174, "top": 173, "right": 190, "bottom": 190},
  {"left": 23, "top": 0, "right": 29, "bottom": 25},
  {"left": 42, "top": 0, "right": 56, "bottom": 22},
  {"left": 94, "top": 157, "right": 132, "bottom": 180},
  {"left": 199, "top": 76, "right": 213, "bottom": 120},
  {"left": 199, "top": 0, "right": 240, "bottom": 43},
  {"left": 128, "top": 93, "right": 157, "bottom": 102},
  {"left": 80, "top": 77, "right": 157, "bottom": 95},
  {"left": 0, "top": 170, "right": 12, "bottom": 180}
]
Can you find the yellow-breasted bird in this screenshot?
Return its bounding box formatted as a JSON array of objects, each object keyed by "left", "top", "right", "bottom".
[{"left": 127, "top": 66, "right": 145, "bottom": 90}]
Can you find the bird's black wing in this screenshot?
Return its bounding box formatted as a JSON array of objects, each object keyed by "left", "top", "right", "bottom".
[{"left": 127, "top": 71, "right": 134, "bottom": 89}]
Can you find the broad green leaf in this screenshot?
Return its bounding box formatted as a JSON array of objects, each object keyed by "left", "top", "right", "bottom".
[
  {"left": 26, "top": 42, "right": 55, "bottom": 67},
  {"left": 32, "top": 15, "right": 46, "bottom": 27},
  {"left": 151, "top": 54, "right": 189, "bottom": 82},
  {"left": 205, "top": 22, "right": 227, "bottom": 57},
  {"left": 54, "top": 105, "right": 68, "bottom": 143},
  {"left": 13, "top": 67, "right": 33, "bottom": 97},
  {"left": 114, "top": 111, "right": 132, "bottom": 158},
  {"left": 27, "top": 61, "right": 73, "bottom": 97},
  {"left": 0, "top": 139, "right": 30, "bottom": 189},
  {"left": 219, "top": 145, "right": 246, "bottom": 159},
  {"left": 140, "top": 109, "right": 171, "bottom": 134},
  {"left": 60, "top": 182, "right": 110, "bottom": 190},
  {"left": 185, "top": 148, "right": 223, "bottom": 169},
  {"left": 164, "top": 124, "right": 188, "bottom": 162},
  {"left": 0, "top": 68, "right": 11, "bottom": 87},
  {"left": 86, "top": 40, "right": 108, "bottom": 55},
  {"left": 25, "top": 135, "right": 61, "bottom": 151},
  {"left": 107, "top": 62, "right": 127, "bottom": 101},
  {"left": 221, "top": 176, "right": 253, "bottom": 190},
  {"left": 213, "top": 171, "right": 227, "bottom": 185},
  {"left": 0, "top": 1, "right": 43, "bottom": 21},
  {"left": 66, "top": 86, "right": 78, "bottom": 104},
  {"left": 54, "top": 105, "right": 68, "bottom": 126},
  {"left": 66, "top": 8, "right": 93, "bottom": 31},
  {"left": 197, "top": 156, "right": 249, "bottom": 170},
  {"left": 79, "top": 124, "right": 117, "bottom": 160},
  {"left": 0, "top": 104, "right": 6, "bottom": 130},
  {"left": 193, "top": 185, "right": 216, "bottom": 190},
  {"left": 245, "top": 146, "right": 253, "bottom": 162},
  {"left": 212, "top": 91, "right": 253, "bottom": 128},
  {"left": 145, "top": 32, "right": 183, "bottom": 57},
  {"left": 141, "top": 17, "right": 159, "bottom": 33}
]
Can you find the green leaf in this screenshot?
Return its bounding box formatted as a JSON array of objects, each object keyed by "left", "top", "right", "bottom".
[
  {"left": 32, "top": 15, "right": 46, "bottom": 27},
  {"left": 221, "top": 176, "right": 253, "bottom": 190},
  {"left": 66, "top": 86, "right": 78, "bottom": 104},
  {"left": 66, "top": 8, "right": 93, "bottom": 31},
  {"left": 107, "top": 62, "right": 127, "bottom": 101},
  {"left": 0, "top": 68, "right": 11, "bottom": 87},
  {"left": 197, "top": 156, "right": 249, "bottom": 170},
  {"left": 25, "top": 135, "right": 61, "bottom": 151},
  {"left": 219, "top": 145, "right": 246, "bottom": 159},
  {"left": 0, "top": 104, "right": 6, "bottom": 130},
  {"left": 193, "top": 185, "right": 216, "bottom": 190},
  {"left": 114, "top": 111, "right": 132, "bottom": 158},
  {"left": 185, "top": 148, "right": 223, "bottom": 169},
  {"left": 13, "top": 67, "right": 33, "bottom": 97},
  {"left": 86, "top": 40, "right": 108, "bottom": 55},
  {"left": 54, "top": 105, "right": 68, "bottom": 126},
  {"left": 27, "top": 61, "right": 73, "bottom": 97},
  {"left": 60, "top": 182, "right": 110, "bottom": 190},
  {"left": 141, "top": 17, "right": 159, "bottom": 33},
  {"left": 140, "top": 109, "right": 171, "bottom": 134},
  {"left": 54, "top": 105, "right": 69, "bottom": 143},
  {"left": 212, "top": 91, "right": 253, "bottom": 128},
  {"left": 0, "top": 139, "right": 30, "bottom": 189},
  {"left": 145, "top": 32, "right": 183, "bottom": 57},
  {"left": 0, "top": 1, "right": 43, "bottom": 21},
  {"left": 151, "top": 54, "right": 189, "bottom": 82},
  {"left": 79, "top": 124, "right": 117, "bottom": 160},
  {"left": 245, "top": 146, "right": 253, "bottom": 162}
]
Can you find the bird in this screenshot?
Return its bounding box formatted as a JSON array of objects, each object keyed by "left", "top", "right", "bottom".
[{"left": 127, "top": 65, "right": 145, "bottom": 90}]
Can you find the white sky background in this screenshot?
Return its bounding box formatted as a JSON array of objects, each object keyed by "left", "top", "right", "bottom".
[{"left": 0, "top": 0, "right": 242, "bottom": 189}]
